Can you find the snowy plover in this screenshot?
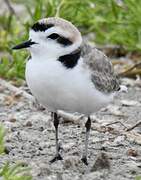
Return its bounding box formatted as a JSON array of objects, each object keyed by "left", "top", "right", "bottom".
[{"left": 12, "top": 17, "right": 127, "bottom": 165}]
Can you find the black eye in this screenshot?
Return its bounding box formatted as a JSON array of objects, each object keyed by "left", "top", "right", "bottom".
[
  {"left": 47, "top": 33, "right": 73, "bottom": 46},
  {"left": 57, "top": 37, "right": 72, "bottom": 46},
  {"left": 47, "top": 33, "right": 59, "bottom": 40}
]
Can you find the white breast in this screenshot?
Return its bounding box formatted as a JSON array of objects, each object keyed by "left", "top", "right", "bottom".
[{"left": 25, "top": 57, "right": 114, "bottom": 115}]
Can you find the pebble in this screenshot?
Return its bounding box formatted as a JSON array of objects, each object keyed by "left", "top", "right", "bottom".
[
  {"left": 127, "top": 149, "right": 138, "bottom": 157},
  {"left": 25, "top": 121, "right": 32, "bottom": 127}
]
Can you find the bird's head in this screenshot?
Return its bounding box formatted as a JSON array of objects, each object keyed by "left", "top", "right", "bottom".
[{"left": 12, "top": 17, "right": 82, "bottom": 60}]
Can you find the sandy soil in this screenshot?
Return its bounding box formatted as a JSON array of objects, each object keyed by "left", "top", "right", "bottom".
[{"left": 0, "top": 78, "right": 141, "bottom": 180}]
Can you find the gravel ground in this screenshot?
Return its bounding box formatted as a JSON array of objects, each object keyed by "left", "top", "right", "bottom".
[{"left": 0, "top": 78, "right": 141, "bottom": 180}]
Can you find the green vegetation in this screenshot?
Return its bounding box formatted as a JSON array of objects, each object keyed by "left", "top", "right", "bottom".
[
  {"left": 0, "top": 162, "right": 32, "bottom": 180},
  {"left": 136, "top": 176, "right": 141, "bottom": 180},
  {"left": 0, "top": 0, "right": 141, "bottom": 81},
  {"left": 0, "top": 125, "right": 32, "bottom": 180},
  {"left": 0, "top": 125, "right": 5, "bottom": 154}
]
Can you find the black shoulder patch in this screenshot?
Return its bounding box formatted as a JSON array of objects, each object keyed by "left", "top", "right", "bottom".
[
  {"left": 31, "top": 22, "right": 54, "bottom": 32},
  {"left": 58, "top": 48, "right": 81, "bottom": 68}
]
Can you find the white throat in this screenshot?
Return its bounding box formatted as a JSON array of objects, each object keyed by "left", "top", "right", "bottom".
[{"left": 29, "top": 29, "right": 82, "bottom": 61}]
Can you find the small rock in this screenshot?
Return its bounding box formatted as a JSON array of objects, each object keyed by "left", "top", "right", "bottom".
[
  {"left": 107, "top": 105, "right": 124, "bottom": 116},
  {"left": 127, "top": 149, "right": 138, "bottom": 157},
  {"left": 4, "top": 145, "right": 12, "bottom": 154},
  {"left": 39, "top": 146, "right": 43, "bottom": 151},
  {"left": 9, "top": 116, "right": 16, "bottom": 123},
  {"left": 57, "top": 173, "right": 63, "bottom": 180},
  {"left": 16, "top": 161, "right": 29, "bottom": 167},
  {"left": 38, "top": 164, "right": 52, "bottom": 176},
  {"left": 4, "top": 95, "right": 15, "bottom": 106},
  {"left": 121, "top": 78, "right": 136, "bottom": 87},
  {"left": 63, "top": 156, "right": 80, "bottom": 168},
  {"left": 39, "top": 126, "right": 44, "bottom": 131},
  {"left": 114, "top": 135, "right": 125, "bottom": 145},
  {"left": 14, "top": 91, "right": 22, "bottom": 98},
  {"left": 0, "top": 85, "right": 5, "bottom": 92},
  {"left": 121, "top": 100, "right": 141, "bottom": 107},
  {"left": 91, "top": 152, "right": 110, "bottom": 171},
  {"left": 63, "top": 142, "right": 75, "bottom": 152},
  {"left": 25, "top": 121, "right": 32, "bottom": 127}
]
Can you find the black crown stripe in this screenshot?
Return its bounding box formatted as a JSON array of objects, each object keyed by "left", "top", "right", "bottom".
[{"left": 32, "top": 22, "right": 54, "bottom": 32}]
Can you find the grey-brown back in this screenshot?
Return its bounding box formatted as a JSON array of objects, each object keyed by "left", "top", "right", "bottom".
[{"left": 81, "top": 43, "right": 120, "bottom": 94}]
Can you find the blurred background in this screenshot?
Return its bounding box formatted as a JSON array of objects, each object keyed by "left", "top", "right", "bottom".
[
  {"left": 0, "top": 0, "right": 141, "bottom": 85},
  {"left": 0, "top": 1, "right": 141, "bottom": 179}
]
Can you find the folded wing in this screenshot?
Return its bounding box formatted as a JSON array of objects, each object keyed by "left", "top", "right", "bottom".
[{"left": 81, "top": 43, "right": 120, "bottom": 94}]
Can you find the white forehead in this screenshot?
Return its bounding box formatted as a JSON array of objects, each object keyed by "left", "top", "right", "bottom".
[
  {"left": 40, "top": 17, "right": 80, "bottom": 37},
  {"left": 30, "top": 17, "right": 82, "bottom": 43},
  {"left": 29, "top": 26, "right": 72, "bottom": 42}
]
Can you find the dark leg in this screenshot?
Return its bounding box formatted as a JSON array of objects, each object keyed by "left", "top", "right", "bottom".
[
  {"left": 50, "top": 112, "right": 63, "bottom": 163},
  {"left": 81, "top": 116, "right": 91, "bottom": 165}
]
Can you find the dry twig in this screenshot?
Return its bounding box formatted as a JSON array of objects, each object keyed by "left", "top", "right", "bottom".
[
  {"left": 118, "top": 61, "right": 141, "bottom": 77},
  {"left": 5, "top": 0, "right": 16, "bottom": 15},
  {"left": 126, "top": 121, "right": 141, "bottom": 131},
  {"left": 0, "top": 78, "right": 34, "bottom": 101},
  {"left": 124, "top": 131, "right": 141, "bottom": 145},
  {"left": 105, "top": 121, "right": 127, "bottom": 129},
  {"left": 4, "top": 0, "right": 21, "bottom": 23}
]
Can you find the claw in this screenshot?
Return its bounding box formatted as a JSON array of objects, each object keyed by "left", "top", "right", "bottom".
[
  {"left": 50, "top": 153, "right": 63, "bottom": 163},
  {"left": 81, "top": 156, "right": 88, "bottom": 166}
]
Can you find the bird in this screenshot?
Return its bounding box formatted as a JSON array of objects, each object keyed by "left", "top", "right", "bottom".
[{"left": 12, "top": 17, "right": 127, "bottom": 165}]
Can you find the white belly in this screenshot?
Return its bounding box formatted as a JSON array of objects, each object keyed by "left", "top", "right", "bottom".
[{"left": 26, "top": 59, "right": 114, "bottom": 115}]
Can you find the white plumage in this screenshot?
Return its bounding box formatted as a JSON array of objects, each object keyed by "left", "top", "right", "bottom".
[{"left": 26, "top": 55, "right": 115, "bottom": 115}]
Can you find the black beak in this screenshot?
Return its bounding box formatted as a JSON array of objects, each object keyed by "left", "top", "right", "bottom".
[{"left": 12, "top": 39, "right": 37, "bottom": 50}]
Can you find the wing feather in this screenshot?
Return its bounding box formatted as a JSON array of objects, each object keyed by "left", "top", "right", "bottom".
[{"left": 81, "top": 43, "right": 120, "bottom": 93}]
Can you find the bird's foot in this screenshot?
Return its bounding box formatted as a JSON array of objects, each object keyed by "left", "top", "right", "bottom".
[
  {"left": 81, "top": 156, "right": 88, "bottom": 166},
  {"left": 50, "top": 153, "right": 63, "bottom": 163}
]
